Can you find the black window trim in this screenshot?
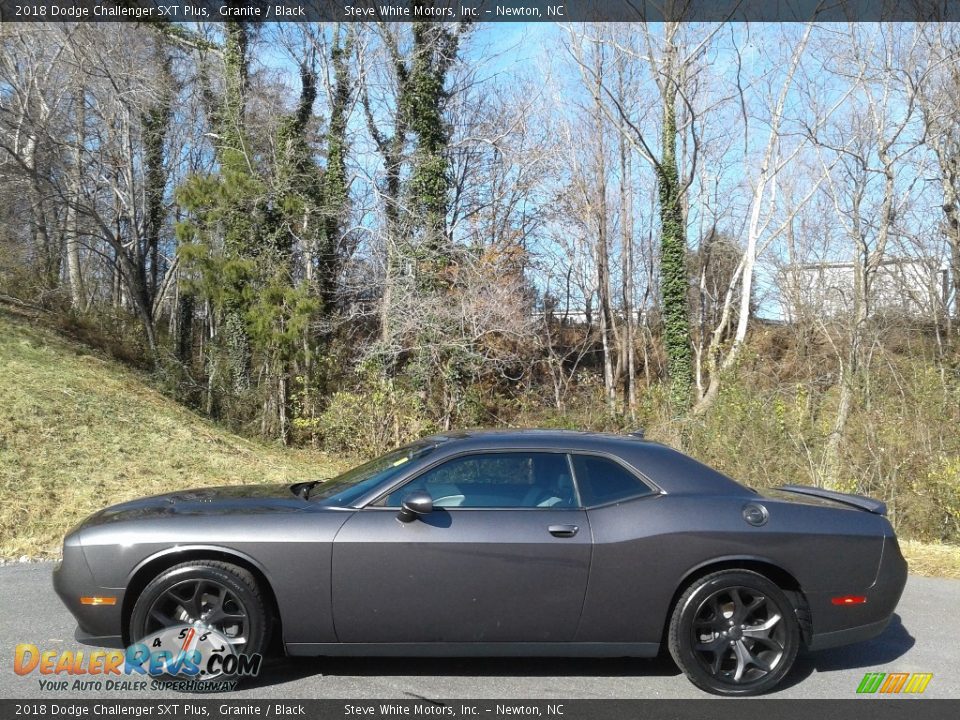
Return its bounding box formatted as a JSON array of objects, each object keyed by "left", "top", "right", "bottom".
[{"left": 362, "top": 448, "right": 584, "bottom": 511}]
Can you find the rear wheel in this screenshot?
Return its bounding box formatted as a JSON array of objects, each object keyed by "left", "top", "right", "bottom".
[
  {"left": 668, "top": 570, "right": 799, "bottom": 696},
  {"left": 130, "top": 561, "right": 270, "bottom": 658}
]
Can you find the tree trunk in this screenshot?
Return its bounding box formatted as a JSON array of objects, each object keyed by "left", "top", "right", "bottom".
[
  {"left": 595, "top": 182, "right": 617, "bottom": 412},
  {"left": 175, "top": 291, "right": 195, "bottom": 367},
  {"left": 223, "top": 310, "right": 250, "bottom": 394},
  {"left": 620, "top": 124, "right": 636, "bottom": 414},
  {"left": 939, "top": 163, "right": 960, "bottom": 324},
  {"left": 823, "top": 257, "right": 865, "bottom": 489},
  {"left": 142, "top": 52, "right": 172, "bottom": 302},
  {"left": 657, "top": 52, "right": 693, "bottom": 410},
  {"left": 65, "top": 87, "right": 85, "bottom": 308}
]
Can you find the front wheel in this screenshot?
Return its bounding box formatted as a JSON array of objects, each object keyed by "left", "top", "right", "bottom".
[
  {"left": 129, "top": 560, "right": 270, "bottom": 659},
  {"left": 668, "top": 570, "right": 800, "bottom": 696}
]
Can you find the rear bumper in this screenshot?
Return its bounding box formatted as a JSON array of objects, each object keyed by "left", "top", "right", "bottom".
[
  {"left": 807, "top": 616, "right": 891, "bottom": 651},
  {"left": 805, "top": 535, "right": 908, "bottom": 650}
]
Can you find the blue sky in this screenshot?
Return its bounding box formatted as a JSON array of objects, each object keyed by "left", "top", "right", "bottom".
[{"left": 254, "top": 22, "right": 949, "bottom": 321}]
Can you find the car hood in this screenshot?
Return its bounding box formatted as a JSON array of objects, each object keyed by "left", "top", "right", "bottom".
[{"left": 79, "top": 483, "right": 311, "bottom": 527}]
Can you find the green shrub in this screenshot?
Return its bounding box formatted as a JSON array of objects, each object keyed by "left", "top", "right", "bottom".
[{"left": 315, "top": 373, "right": 434, "bottom": 457}]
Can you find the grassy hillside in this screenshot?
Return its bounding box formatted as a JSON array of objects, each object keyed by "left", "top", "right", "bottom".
[
  {"left": 1, "top": 308, "right": 957, "bottom": 579},
  {"left": 0, "top": 309, "right": 345, "bottom": 559}
]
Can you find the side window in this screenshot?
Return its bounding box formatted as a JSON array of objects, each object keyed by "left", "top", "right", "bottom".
[
  {"left": 571, "top": 454, "right": 654, "bottom": 507},
  {"left": 380, "top": 452, "right": 577, "bottom": 509}
]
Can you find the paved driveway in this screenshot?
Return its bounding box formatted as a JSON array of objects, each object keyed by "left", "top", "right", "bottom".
[{"left": 0, "top": 563, "right": 955, "bottom": 699}]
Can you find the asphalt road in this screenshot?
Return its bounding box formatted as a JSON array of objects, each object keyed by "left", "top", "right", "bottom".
[{"left": 1, "top": 562, "right": 957, "bottom": 700}]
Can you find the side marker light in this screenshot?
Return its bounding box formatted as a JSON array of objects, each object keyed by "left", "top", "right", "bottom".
[
  {"left": 79, "top": 596, "right": 117, "bottom": 606},
  {"left": 831, "top": 595, "right": 867, "bottom": 606}
]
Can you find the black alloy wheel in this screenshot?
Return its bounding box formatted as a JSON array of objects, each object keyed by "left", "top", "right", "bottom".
[
  {"left": 130, "top": 561, "right": 269, "bottom": 658},
  {"left": 668, "top": 569, "right": 800, "bottom": 696}
]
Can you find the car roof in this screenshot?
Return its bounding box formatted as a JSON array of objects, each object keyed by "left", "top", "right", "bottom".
[
  {"left": 421, "top": 428, "right": 648, "bottom": 450},
  {"left": 415, "top": 429, "right": 750, "bottom": 497}
]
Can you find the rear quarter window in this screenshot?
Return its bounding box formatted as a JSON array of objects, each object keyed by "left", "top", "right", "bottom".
[{"left": 571, "top": 454, "right": 656, "bottom": 507}]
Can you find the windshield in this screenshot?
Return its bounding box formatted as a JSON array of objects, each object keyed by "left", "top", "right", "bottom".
[{"left": 310, "top": 441, "right": 440, "bottom": 507}]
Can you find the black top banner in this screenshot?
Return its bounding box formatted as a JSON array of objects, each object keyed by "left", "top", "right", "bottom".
[{"left": 1, "top": 0, "right": 960, "bottom": 23}]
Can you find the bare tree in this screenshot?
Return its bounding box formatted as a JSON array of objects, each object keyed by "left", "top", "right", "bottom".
[
  {"left": 693, "top": 23, "right": 817, "bottom": 413},
  {"left": 567, "top": 21, "right": 726, "bottom": 411},
  {"left": 917, "top": 24, "right": 960, "bottom": 329},
  {"left": 0, "top": 26, "right": 70, "bottom": 293},
  {"left": 808, "top": 24, "right": 926, "bottom": 487}
]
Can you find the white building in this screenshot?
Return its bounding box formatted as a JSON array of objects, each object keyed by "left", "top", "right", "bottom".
[{"left": 781, "top": 258, "right": 950, "bottom": 321}]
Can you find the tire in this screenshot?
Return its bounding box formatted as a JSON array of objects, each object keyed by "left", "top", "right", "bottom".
[
  {"left": 129, "top": 561, "right": 270, "bottom": 660},
  {"left": 668, "top": 569, "right": 800, "bottom": 696}
]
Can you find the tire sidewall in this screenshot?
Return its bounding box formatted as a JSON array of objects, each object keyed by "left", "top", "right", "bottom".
[{"left": 670, "top": 570, "right": 800, "bottom": 696}]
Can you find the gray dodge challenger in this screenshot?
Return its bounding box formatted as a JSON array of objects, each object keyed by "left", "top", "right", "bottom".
[{"left": 54, "top": 429, "right": 907, "bottom": 695}]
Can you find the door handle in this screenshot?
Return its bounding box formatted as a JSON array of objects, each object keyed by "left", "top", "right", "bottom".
[{"left": 548, "top": 524, "right": 579, "bottom": 538}]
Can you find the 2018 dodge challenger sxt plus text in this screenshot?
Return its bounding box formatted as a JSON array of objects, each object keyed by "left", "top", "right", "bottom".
[{"left": 54, "top": 430, "right": 907, "bottom": 695}]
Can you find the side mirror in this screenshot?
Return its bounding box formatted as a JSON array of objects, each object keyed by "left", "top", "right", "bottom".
[{"left": 397, "top": 492, "right": 433, "bottom": 523}]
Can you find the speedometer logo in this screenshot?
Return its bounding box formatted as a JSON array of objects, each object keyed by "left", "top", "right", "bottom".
[{"left": 131, "top": 624, "right": 260, "bottom": 681}]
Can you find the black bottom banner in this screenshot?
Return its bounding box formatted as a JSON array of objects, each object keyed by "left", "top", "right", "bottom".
[{"left": 2, "top": 699, "right": 958, "bottom": 720}]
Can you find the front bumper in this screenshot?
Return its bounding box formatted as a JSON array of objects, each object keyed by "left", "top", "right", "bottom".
[
  {"left": 52, "top": 541, "right": 125, "bottom": 648},
  {"left": 805, "top": 535, "right": 908, "bottom": 651}
]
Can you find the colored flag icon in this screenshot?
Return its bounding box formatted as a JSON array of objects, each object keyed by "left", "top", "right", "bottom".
[{"left": 856, "top": 672, "right": 932, "bottom": 694}]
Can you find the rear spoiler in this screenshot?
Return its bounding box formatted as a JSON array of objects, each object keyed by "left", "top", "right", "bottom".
[{"left": 778, "top": 485, "right": 887, "bottom": 515}]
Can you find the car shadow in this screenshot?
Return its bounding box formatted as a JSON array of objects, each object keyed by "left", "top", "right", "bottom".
[
  {"left": 241, "top": 614, "right": 914, "bottom": 693},
  {"left": 776, "top": 613, "right": 915, "bottom": 692},
  {"left": 240, "top": 654, "right": 682, "bottom": 690}
]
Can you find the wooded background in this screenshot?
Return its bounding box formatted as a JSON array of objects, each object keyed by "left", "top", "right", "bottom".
[{"left": 1, "top": 17, "right": 959, "bottom": 542}]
